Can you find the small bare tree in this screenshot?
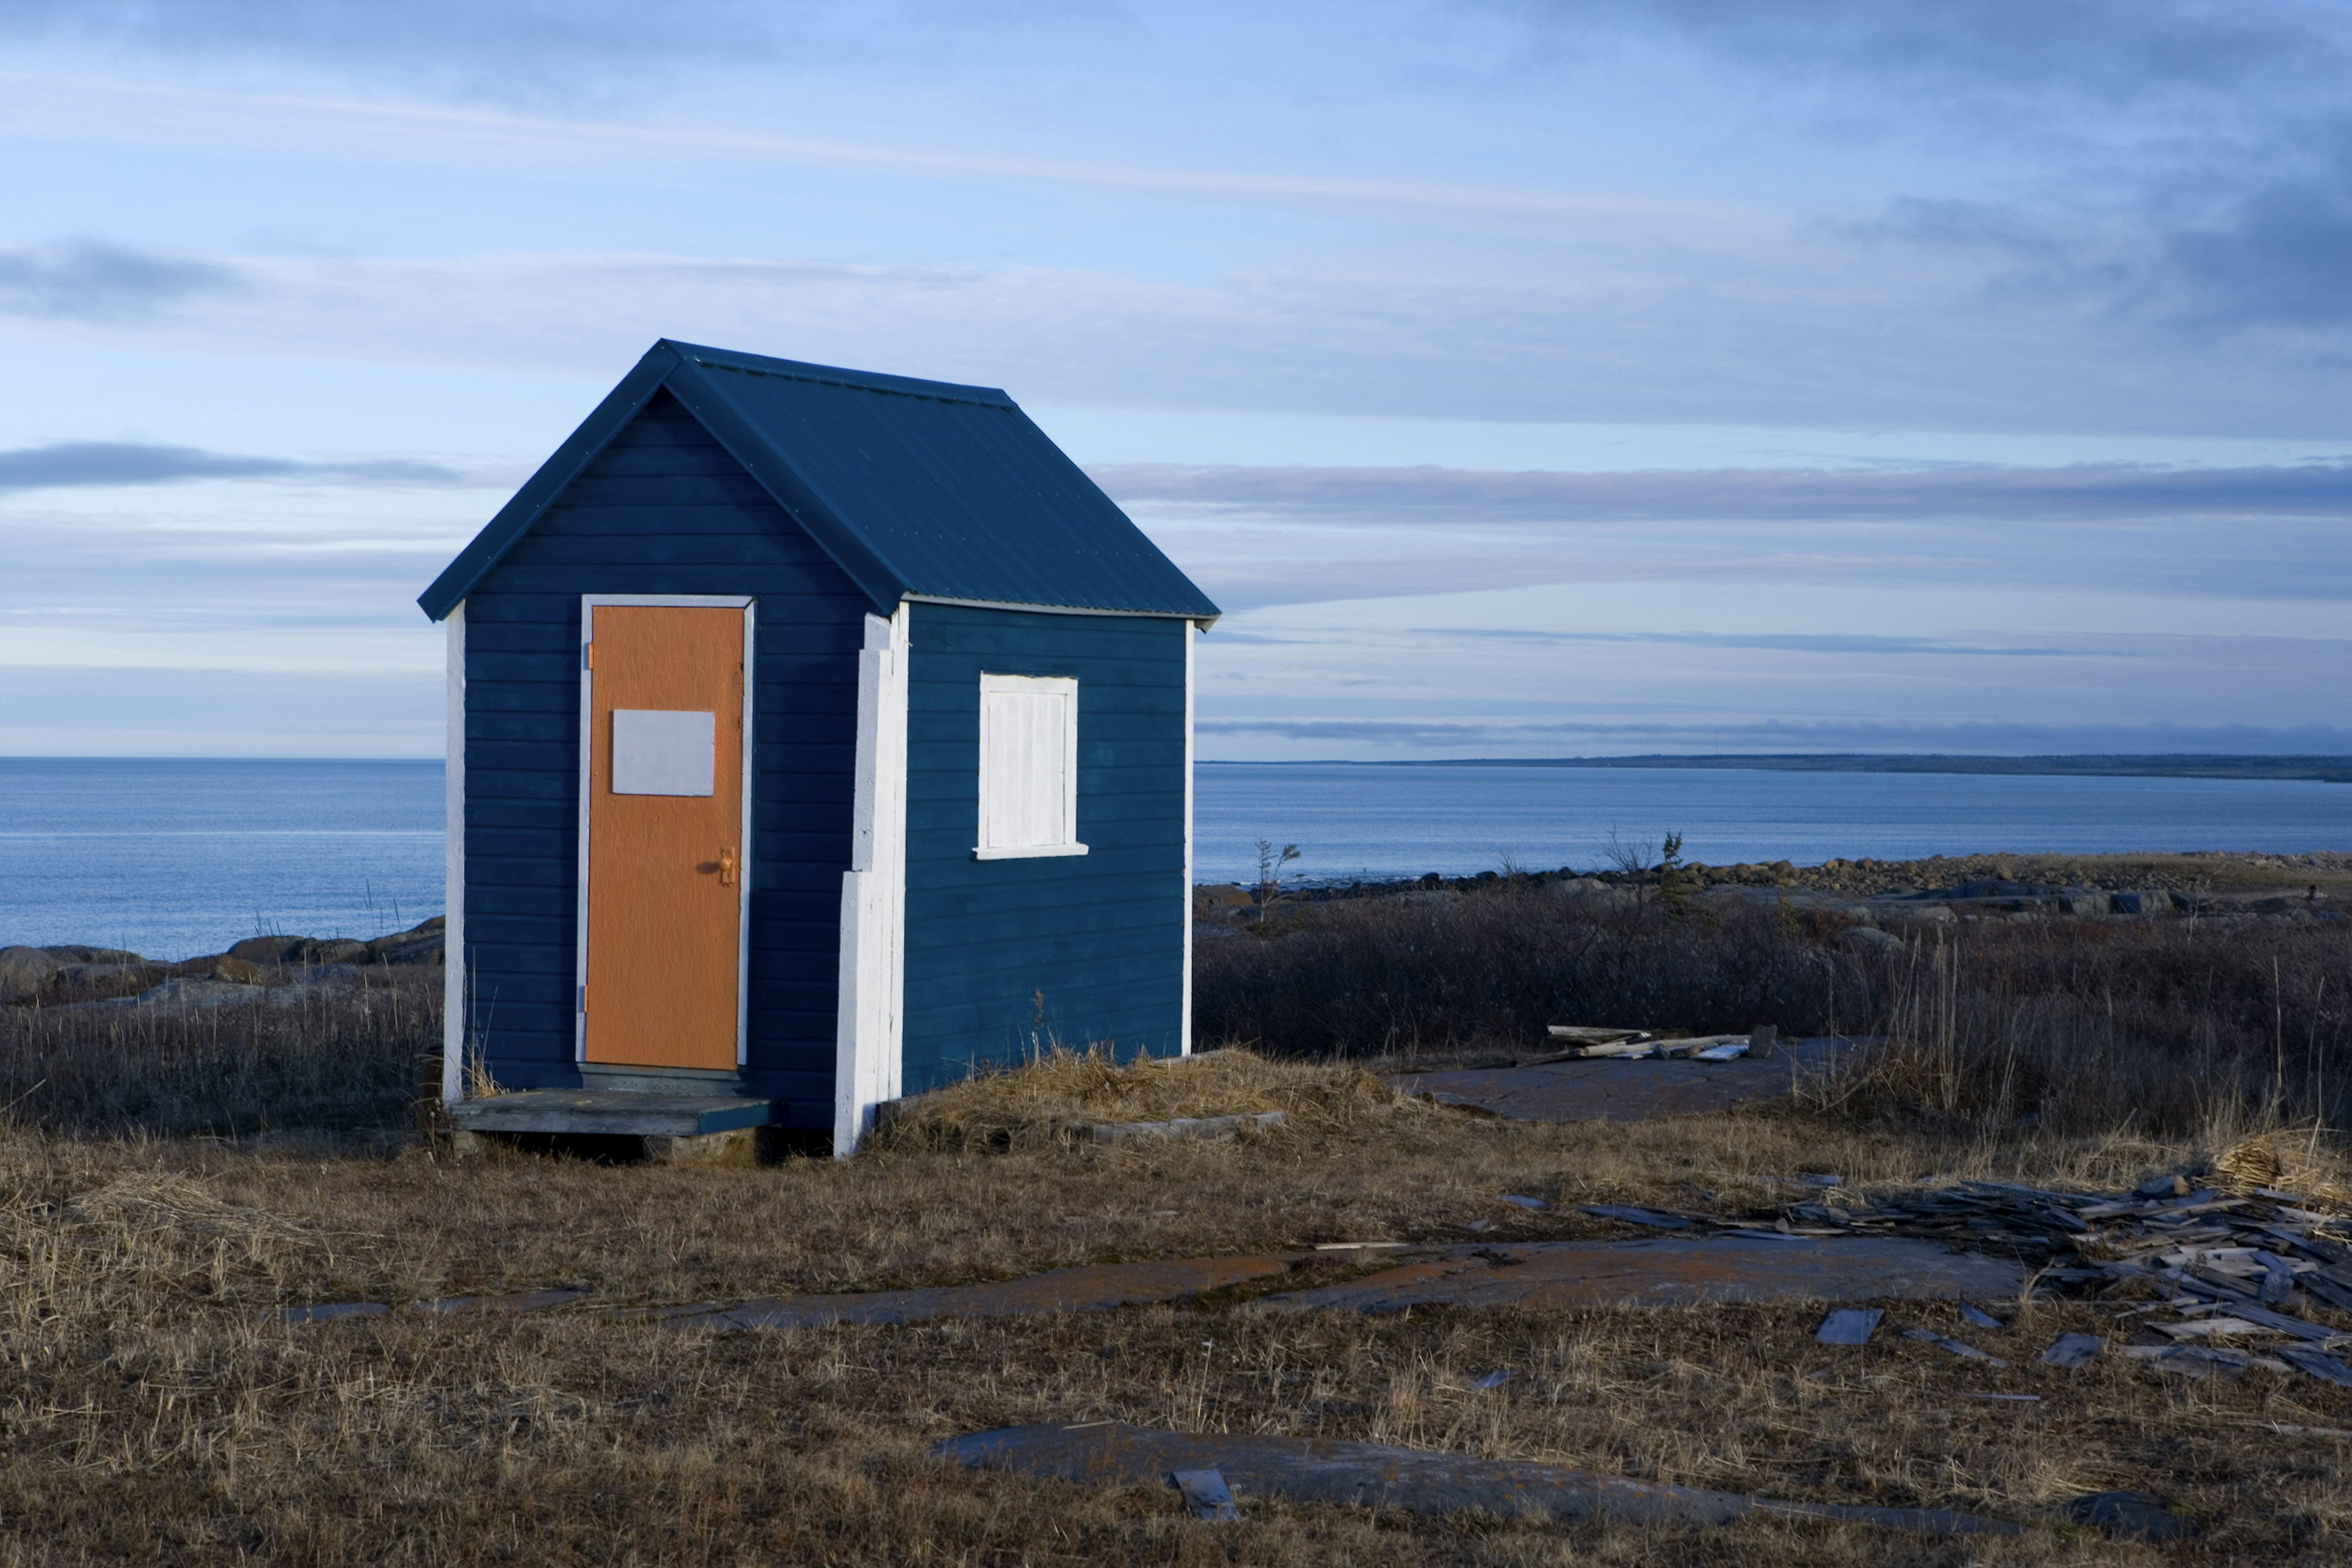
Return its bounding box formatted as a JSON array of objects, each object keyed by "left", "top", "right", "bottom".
[{"left": 1254, "top": 838, "right": 1302, "bottom": 907}]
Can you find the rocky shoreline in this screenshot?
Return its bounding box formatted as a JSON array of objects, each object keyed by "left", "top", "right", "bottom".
[
  {"left": 0, "top": 916, "right": 443, "bottom": 1009},
  {"left": 1201, "top": 850, "right": 2352, "bottom": 940}
]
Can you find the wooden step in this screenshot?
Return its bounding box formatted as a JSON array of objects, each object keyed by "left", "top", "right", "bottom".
[{"left": 449, "top": 1090, "right": 779, "bottom": 1137}]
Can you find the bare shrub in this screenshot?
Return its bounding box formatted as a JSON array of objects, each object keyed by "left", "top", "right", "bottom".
[
  {"left": 1849, "top": 917, "right": 2352, "bottom": 1137},
  {"left": 0, "top": 970, "right": 434, "bottom": 1138},
  {"left": 1194, "top": 888, "right": 1882, "bottom": 1060}
]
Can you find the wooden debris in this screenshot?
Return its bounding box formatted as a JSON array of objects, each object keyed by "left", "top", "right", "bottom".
[
  {"left": 2278, "top": 1346, "right": 2352, "bottom": 1387},
  {"left": 1958, "top": 1304, "right": 2003, "bottom": 1329},
  {"left": 1901, "top": 1326, "right": 2005, "bottom": 1364},
  {"left": 2154, "top": 1317, "right": 2278, "bottom": 1340},
  {"left": 1169, "top": 1468, "right": 1240, "bottom": 1521},
  {"left": 1815, "top": 1307, "right": 1882, "bottom": 1346},
  {"left": 1580, "top": 1204, "right": 1698, "bottom": 1229},
  {"left": 1498, "top": 1194, "right": 1548, "bottom": 1210},
  {"left": 1539, "top": 1025, "right": 1758, "bottom": 1062},
  {"left": 1470, "top": 1369, "right": 1516, "bottom": 1390},
  {"left": 2038, "top": 1333, "right": 2104, "bottom": 1368}
]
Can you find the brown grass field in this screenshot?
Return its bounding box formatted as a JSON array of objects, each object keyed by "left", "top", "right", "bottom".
[{"left": 4, "top": 864, "right": 2351, "bottom": 1564}]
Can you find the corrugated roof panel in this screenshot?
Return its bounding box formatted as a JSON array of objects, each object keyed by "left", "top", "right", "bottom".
[
  {"left": 420, "top": 341, "right": 1219, "bottom": 622},
  {"left": 675, "top": 350, "right": 1219, "bottom": 619}
]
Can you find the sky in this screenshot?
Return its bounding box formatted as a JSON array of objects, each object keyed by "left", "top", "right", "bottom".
[{"left": 1, "top": 0, "right": 2348, "bottom": 759}]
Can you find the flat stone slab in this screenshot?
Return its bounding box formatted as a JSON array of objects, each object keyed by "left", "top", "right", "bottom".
[
  {"left": 1389, "top": 1036, "right": 1861, "bottom": 1123},
  {"left": 1252, "top": 1237, "right": 2024, "bottom": 1314},
  {"left": 658, "top": 1254, "right": 1303, "bottom": 1332},
  {"left": 449, "top": 1090, "right": 778, "bottom": 1137},
  {"left": 938, "top": 1422, "right": 2018, "bottom": 1536}
]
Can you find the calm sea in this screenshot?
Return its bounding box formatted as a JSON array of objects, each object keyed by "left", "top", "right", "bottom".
[{"left": 3, "top": 758, "right": 2349, "bottom": 959}]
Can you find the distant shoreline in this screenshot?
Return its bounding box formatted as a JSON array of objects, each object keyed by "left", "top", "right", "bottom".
[{"left": 1200, "top": 754, "right": 2352, "bottom": 783}]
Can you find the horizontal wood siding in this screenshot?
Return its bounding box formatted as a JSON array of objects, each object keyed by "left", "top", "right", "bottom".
[
  {"left": 901, "top": 602, "right": 1186, "bottom": 1091},
  {"left": 460, "top": 389, "right": 869, "bottom": 1125}
]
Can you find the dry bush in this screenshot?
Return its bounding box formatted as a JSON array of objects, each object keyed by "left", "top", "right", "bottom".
[
  {"left": 0, "top": 970, "right": 434, "bottom": 1139},
  {"left": 1847, "top": 918, "right": 2352, "bottom": 1138},
  {"left": 1195, "top": 889, "right": 1887, "bottom": 1059},
  {"left": 870, "top": 1045, "right": 1415, "bottom": 1153}
]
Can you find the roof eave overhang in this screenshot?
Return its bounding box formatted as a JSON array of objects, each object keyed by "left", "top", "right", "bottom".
[
  {"left": 900, "top": 592, "right": 1219, "bottom": 626},
  {"left": 415, "top": 342, "right": 684, "bottom": 622}
]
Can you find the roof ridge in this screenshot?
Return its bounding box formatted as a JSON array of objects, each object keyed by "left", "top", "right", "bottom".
[{"left": 661, "top": 339, "right": 1013, "bottom": 409}]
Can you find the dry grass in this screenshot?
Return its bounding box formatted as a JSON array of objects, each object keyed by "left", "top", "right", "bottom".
[
  {"left": 4, "top": 1099, "right": 2352, "bottom": 1563},
  {"left": 870, "top": 1044, "right": 1412, "bottom": 1152},
  {"left": 7, "top": 908, "right": 2352, "bottom": 1560},
  {"left": 0, "top": 968, "right": 432, "bottom": 1139}
]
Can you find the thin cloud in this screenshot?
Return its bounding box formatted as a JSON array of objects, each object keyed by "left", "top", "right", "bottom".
[
  {"left": 0, "top": 441, "right": 478, "bottom": 492},
  {"left": 0, "top": 239, "right": 244, "bottom": 323},
  {"left": 1096, "top": 458, "right": 2352, "bottom": 526}
]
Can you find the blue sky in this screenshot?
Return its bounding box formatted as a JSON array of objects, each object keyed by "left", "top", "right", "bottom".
[{"left": 1, "top": 0, "right": 2347, "bottom": 758}]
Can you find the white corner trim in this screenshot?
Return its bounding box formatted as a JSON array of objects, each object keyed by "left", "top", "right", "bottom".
[
  {"left": 1181, "top": 617, "right": 1194, "bottom": 1056},
  {"left": 971, "top": 842, "right": 1088, "bottom": 860},
  {"left": 835, "top": 601, "right": 910, "bottom": 1156},
  {"left": 442, "top": 601, "right": 467, "bottom": 1106}
]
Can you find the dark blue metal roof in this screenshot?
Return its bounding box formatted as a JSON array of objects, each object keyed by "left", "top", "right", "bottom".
[{"left": 418, "top": 341, "right": 1219, "bottom": 623}]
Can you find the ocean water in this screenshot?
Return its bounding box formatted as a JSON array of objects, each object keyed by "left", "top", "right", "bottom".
[
  {"left": 1189, "top": 763, "right": 2352, "bottom": 886},
  {"left": 0, "top": 759, "right": 444, "bottom": 960},
  {"left": 3, "top": 758, "right": 2349, "bottom": 959}
]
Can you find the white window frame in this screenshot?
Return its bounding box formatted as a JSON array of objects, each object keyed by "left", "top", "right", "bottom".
[{"left": 973, "top": 671, "right": 1087, "bottom": 860}]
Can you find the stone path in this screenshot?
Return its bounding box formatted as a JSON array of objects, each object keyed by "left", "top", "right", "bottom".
[
  {"left": 938, "top": 1421, "right": 2019, "bottom": 1536},
  {"left": 1387, "top": 1035, "right": 1863, "bottom": 1122}
]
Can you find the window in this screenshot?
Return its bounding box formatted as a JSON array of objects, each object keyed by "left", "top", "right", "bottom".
[{"left": 974, "top": 673, "right": 1086, "bottom": 859}]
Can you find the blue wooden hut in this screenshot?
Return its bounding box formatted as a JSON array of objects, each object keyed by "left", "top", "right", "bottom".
[{"left": 418, "top": 340, "right": 1218, "bottom": 1154}]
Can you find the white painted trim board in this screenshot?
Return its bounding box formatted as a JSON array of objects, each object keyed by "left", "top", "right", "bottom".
[
  {"left": 834, "top": 602, "right": 910, "bottom": 1155},
  {"left": 1181, "top": 617, "right": 1194, "bottom": 1056},
  {"left": 442, "top": 602, "right": 467, "bottom": 1106}
]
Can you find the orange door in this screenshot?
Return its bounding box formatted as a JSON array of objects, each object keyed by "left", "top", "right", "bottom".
[{"left": 582, "top": 605, "right": 746, "bottom": 1069}]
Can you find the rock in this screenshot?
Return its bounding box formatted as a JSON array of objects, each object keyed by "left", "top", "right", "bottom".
[
  {"left": 1951, "top": 880, "right": 2037, "bottom": 899},
  {"left": 287, "top": 937, "right": 370, "bottom": 966},
  {"left": 101, "top": 977, "right": 264, "bottom": 1011},
  {"left": 367, "top": 926, "right": 445, "bottom": 965},
  {"left": 2059, "top": 1490, "right": 2196, "bottom": 1543},
  {"left": 57, "top": 962, "right": 154, "bottom": 986},
  {"left": 230, "top": 935, "right": 303, "bottom": 964},
  {"left": 0, "top": 946, "right": 61, "bottom": 1003}
]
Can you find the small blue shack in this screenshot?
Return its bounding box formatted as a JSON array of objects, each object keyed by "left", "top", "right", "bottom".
[{"left": 418, "top": 340, "right": 1219, "bottom": 1154}]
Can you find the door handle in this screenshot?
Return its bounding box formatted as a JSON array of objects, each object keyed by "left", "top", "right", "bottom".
[{"left": 718, "top": 846, "right": 738, "bottom": 886}]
